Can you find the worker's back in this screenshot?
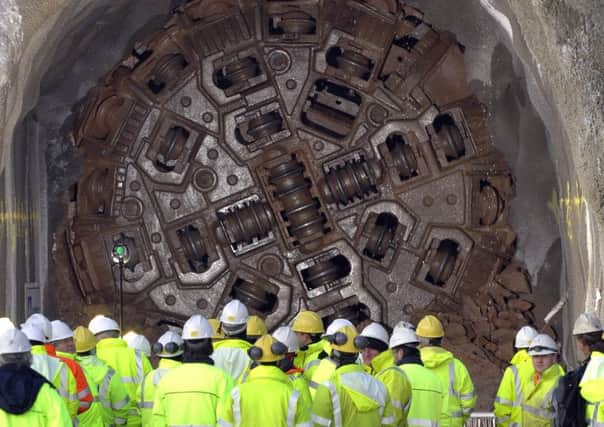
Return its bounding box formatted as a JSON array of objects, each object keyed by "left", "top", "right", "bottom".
[
  {"left": 399, "top": 362, "right": 444, "bottom": 427},
  {"left": 211, "top": 338, "right": 251, "bottom": 382}
]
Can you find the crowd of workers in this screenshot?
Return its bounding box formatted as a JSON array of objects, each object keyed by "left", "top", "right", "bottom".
[{"left": 0, "top": 299, "right": 603, "bottom": 426}]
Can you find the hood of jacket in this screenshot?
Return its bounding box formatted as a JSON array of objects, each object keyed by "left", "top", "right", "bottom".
[
  {"left": 510, "top": 349, "right": 530, "bottom": 366},
  {"left": 213, "top": 338, "right": 251, "bottom": 350},
  {"left": 337, "top": 364, "right": 386, "bottom": 412},
  {"left": 0, "top": 364, "right": 50, "bottom": 414},
  {"left": 370, "top": 350, "right": 394, "bottom": 374},
  {"left": 420, "top": 346, "right": 454, "bottom": 369}
]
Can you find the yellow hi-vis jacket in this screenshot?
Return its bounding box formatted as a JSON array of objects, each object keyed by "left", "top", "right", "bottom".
[
  {"left": 211, "top": 338, "right": 252, "bottom": 383},
  {"left": 96, "top": 338, "right": 152, "bottom": 427},
  {"left": 296, "top": 340, "right": 327, "bottom": 373},
  {"left": 311, "top": 363, "right": 395, "bottom": 427},
  {"left": 30, "top": 345, "right": 79, "bottom": 419},
  {"left": 0, "top": 380, "right": 72, "bottom": 427},
  {"left": 494, "top": 360, "right": 564, "bottom": 426},
  {"left": 218, "top": 365, "right": 312, "bottom": 427},
  {"left": 77, "top": 354, "right": 131, "bottom": 426},
  {"left": 309, "top": 357, "right": 337, "bottom": 399},
  {"left": 286, "top": 369, "right": 313, "bottom": 409},
  {"left": 152, "top": 361, "right": 234, "bottom": 426},
  {"left": 580, "top": 351, "right": 604, "bottom": 427},
  {"left": 398, "top": 356, "right": 444, "bottom": 427},
  {"left": 372, "top": 351, "right": 411, "bottom": 427},
  {"left": 510, "top": 350, "right": 531, "bottom": 366},
  {"left": 136, "top": 358, "right": 181, "bottom": 426},
  {"left": 420, "top": 346, "right": 477, "bottom": 426}
]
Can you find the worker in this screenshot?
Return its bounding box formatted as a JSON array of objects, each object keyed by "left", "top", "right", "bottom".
[
  {"left": 0, "top": 327, "right": 71, "bottom": 427},
  {"left": 218, "top": 334, "right": 312, "bottom": 426},
  {"left": 49, "top": 320, "right": 101, "bottom": 427},
  {"left": 510, "top": 326, "right": 539, "bottom": 365},
  {"left": 416, "top": 314, "right": 476, "bottom": 426},
  {"left": 21, "top": 321, "right": 79, "bottom": 419},
  {"left": 136, "top": 330, "right": 183, "bottom": 426},
  {"left": 89, "top": 314, "right": 152, "bottom": 426},
  {"left": 152, "top": 314, "right": 234, "bottom": 426},
  {"left": 246, "top": 315, "right": 268, "bottom": 343},
  {"left": 494, "top": 333, "right": 564, "bottom": 426},
  {"left": 311, "top": 325, "right": 395, "bottom": 426},
  {"left": 308, "top": 318, "right": 354, "bottom": 398},
  {"left": 390, "top": 324, "right": 444, "bottom": 427},
  {"left": 291, "top": 311, "right": 326, "bottom": 371},
  {"left": 74, "top": 326, "right": 131, "bottom": 427},
  {"left": 209, "top": 318, "right": 225, "bottom": 342},
  {"left": 212, "top": 299, "right": 252, "bottom": 382},
  {"left": 576, "top": 313, "right": 604, "bottom": 426},
  {"left": 272, "top": 325, "right": 312, "bottom": 404},
  {"left": 123, "top": 331, "right": 152, "bottom": 359},
  {"left": 356, "top": 322, "right": 411, "bottom": 426}
]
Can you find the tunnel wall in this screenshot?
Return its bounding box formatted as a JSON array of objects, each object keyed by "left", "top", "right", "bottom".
[{"left": 0, "top": 0, "right": 602, "bottom": 359}]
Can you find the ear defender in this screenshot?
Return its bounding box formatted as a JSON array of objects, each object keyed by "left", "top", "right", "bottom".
[
  {"left": 271, "top": 342, "right": 288, "bottom": 356},
  {"left": 354, "top": 335, "right": 369, "bottom": 349},
  {"left": 248, "top": 346, "right": 263, "bottom": 360},
  {"left": 165, "top": 342, "right": 179, "bottom": 354},
  {"left": 332, "top": 331, "right": 348, "bottom": 346},
  {"left": 152, "top": 342, "right": 162, "bottom": 355}
]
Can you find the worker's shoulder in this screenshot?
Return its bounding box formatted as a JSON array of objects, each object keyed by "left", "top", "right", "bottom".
[{"left": 159, "top": 362, "right": 232, "bottom": 387}]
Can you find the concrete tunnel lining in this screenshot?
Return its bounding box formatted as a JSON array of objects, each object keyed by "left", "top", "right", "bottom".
[{"left": 0, "top": 0, "right": 602, "bottom": 409}]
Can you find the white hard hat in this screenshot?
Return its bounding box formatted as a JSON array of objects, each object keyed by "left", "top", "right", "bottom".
[
  {"left": 528, "top": 334, "right": 559, "bottom": 356},
  {"left": 515, "top": 326, "right": 539, "bottom": 349},
  {"left": 394, "top": 321, "right": 416, "bottom": 331},
  {"left": 123, "top": 331, "right": 151, "bottom": 357},
  {"left": 21, "top": 323, "right": 46, "bottom": 343},
  {"left": 88, "top": 315, "right": 120, "bottom": 335},
  {"left": 272, "top": 326, "right": 299, "bottom": 353},
  {"left": 220, "top": 300, "right": 249, "bottom": 326},
  {"left": 50, "top": 320, "right": 73, "bottom": 342},
  {"left": 0, "top": 328, "right": 32, "bottom": 355},
  {"left": 182, "top": 314, "right": 214, "bottom": 340},
  {"left": 0, "top": 318, "right": 15, "bottom": 335},
  {"left": 360, "top": 322, "right": 389, "bottom": 346},
  {"left": 153, "top": 330, "right": 184, "bottom": 358},
  {"left": 323, "top": 318, "right": 354, "bottom": 337},
  {"left": 389, "top": 326, "right": 420, "bottom": 349},
  {"left": 24, "top": 314, "right": 52, "bottom": 341},
  {"left": 572, "top": 312, "right": 603, "bottom": 335}
]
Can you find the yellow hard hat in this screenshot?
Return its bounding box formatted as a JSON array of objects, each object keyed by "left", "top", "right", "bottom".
[
  {"left": 73, "top": 326, "right": 97, "bottom": 353},
  {"left": 329, "top": 325, "right": 359, "bottom": 353},
  {"left": 248, "top": 334, "right": 288, "bottom": 363},
  {"left": 291, "top": 311, "right": 325, "bottom": 334},
  {"left": 247, "top": 316, "right": 268, "bottom": 337},
  {"left": 416, "top": 315, "right": 445, "bottom": 339},
  {"left": 209, "top": 318, "right": 224, "bottom": 340}
]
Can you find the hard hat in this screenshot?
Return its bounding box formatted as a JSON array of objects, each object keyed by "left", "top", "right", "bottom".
[
  {"left": 0, "top": 328, "right": 32, "bottom": 355},
  {"left": 23, "top": 313, "right": 52, "bottom": 341},
  {"left": 572, "top": 312, "right": 603, "bottom": 335},
  {"left": 358, "top": 322, "right": 389, "bottom": 346},
  {"left": 152, "top": 331, "right": 184, "bottom": 358},
  {"left": 291, "top": 311, "right": 325, "bottom": 334},
  {"left": 247, "top": 316, "right": 268, "bottom": 337},
  {"left": 394, "top": 321, "right": 415, "bottom": 331},
  {"left": 88, "top": 315, "right": 120, "bottom": 335},
  {"left": 0, "top": 318, "right": 15, "bottom": 335},
  {"left": 416, "top": 315, "right": 445, "bottom": 339},
  {"left": 21, "top": 323, "right": 46, "bottom": 343},
  {"left": 528, "top": 334, "right": 558, "bottom": 356},
  {"left": 323, "top": 318, "right": 354, "bottom": 337},
  {"left": 248, "top": 334, "right": 288, "bottom": 363},
  {"left": 514, "top": 326, "right": 539, "bottom": 349},
  {"left": 220, "top": 300, "right": 249, "bottom": 326},
  {"left": 73, "top": 326, "right": 97, "bottom": 353},
  {"left": 272, "top": 326, "right": 299, "bottom": 353},
  {"left": 329, "top": 325, "right": 360, "bottom": 354},
  {"left": 182, "top": 314, "right": 214, "bottom": 340},
  {"left": 50, "top": 320, "right": 73, "bottom": 342},
  {"left": 123, "top": 331, "right": 151, "bottom": 357},
  {"left": 389, "top": 326, "right": 420, "bottom": 349},
  {"left": 209, "top": 318, "right": 224, "bottom": 340}
]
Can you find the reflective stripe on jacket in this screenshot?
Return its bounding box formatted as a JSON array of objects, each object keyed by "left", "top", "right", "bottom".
[
  {"left": 0, "top": 382, "right": 72, "bottom": 427},
  {"left": 152, "top": 362, "right": 234, "bottom": 427},
  {"left": 77, "top": 354, "right": 131, "bottom": 427},
  {"left": 399, "top": 362, "right": 444, "bottom": 427},
  {"left": 219, "top": 365, "right": 312, "bottom": 427},
  {"left": 421, "top": 346, "right": 477, "bottom": 427},
  {"left": 309, "top": 358, "right": 337, "bottom": 400},
  {"left": 311, "top": 363, "right": 395, "bottom": 427},
  {"left": 211, "top": 339, "right": 252, "bottom": 383},
  {"left": 136, "top": 358, "right": 181, "bottom": 426},
  {"left": 375, "top": 364, "right": 412, "bottom": 427},
  {"left": 580, "top": 351, "right": 604, "bottom": 427},
  {"left": 49, "top": 348, "right": 94, "bottom": 415},
  {"left": 494, "top": 360, "right": 564, "bottom": 427}
]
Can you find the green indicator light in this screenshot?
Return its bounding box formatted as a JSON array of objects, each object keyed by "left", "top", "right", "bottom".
[{"left": 115, "top": 246, "right": 126, "bottom": 256}]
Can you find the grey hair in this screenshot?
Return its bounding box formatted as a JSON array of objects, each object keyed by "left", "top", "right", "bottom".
[
  {"left": 96, "top": 331, "right": 120, "bottom": 340},
  {"left": 0, "top": 352, "right": 32, "bottom": 367}
]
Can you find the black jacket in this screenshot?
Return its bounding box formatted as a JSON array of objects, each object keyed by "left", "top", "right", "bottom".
[{"left": 0, "top": 364, "right": 51, "bottom": 415}]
